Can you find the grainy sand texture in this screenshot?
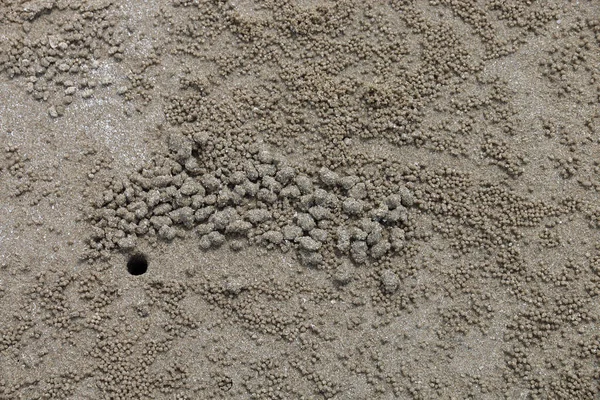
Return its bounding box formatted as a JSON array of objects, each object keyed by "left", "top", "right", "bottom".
[{"left": 1, "top": 0, "right": 600, "bottom": 399}]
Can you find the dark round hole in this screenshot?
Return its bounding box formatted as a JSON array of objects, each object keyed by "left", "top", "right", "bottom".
[{"left": 127, "top": 253, "right": 148, "bottom": 276}]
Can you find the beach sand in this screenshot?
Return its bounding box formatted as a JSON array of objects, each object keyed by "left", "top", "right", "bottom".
[{"left": 1, "top": 0, "right": 599, "bottom": 398}]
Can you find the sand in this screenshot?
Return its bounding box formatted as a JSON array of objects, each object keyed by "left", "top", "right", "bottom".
[{"left": 1, "top": 0, "right": 599, "bottom": 399}]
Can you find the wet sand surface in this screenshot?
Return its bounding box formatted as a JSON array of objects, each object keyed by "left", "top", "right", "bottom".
[{"left": 1, "top": 0, "right": 600, "bottom": 399}]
